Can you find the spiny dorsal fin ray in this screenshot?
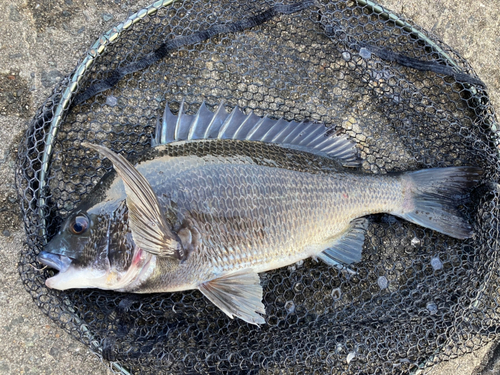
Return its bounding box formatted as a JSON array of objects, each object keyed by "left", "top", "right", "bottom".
[
  {"left": 82, "top": 142, "right": 183, "bottom": 259},
  {"left": 204, "top": 100, "right": 229, "bottom": 138},
  {"left": 152, "top": 100, "right": 360, "bottom": 167},
  {"left": 175, "top": 100, "right": 192, "bottom": 141},
  {"left": 219, "top": 106, "right": 248, "bottom": 139},
  {"left": 189, "top": 101, "right": 214, "bottom": 140}
]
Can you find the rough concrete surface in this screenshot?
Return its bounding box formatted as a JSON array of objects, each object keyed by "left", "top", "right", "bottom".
[{"left": 0, "top": 0, "right": 498, "bottom": 374}]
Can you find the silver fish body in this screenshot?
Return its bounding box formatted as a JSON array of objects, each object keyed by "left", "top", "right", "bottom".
[
  {"left": 39, "top": 101, "right": 482, "bottom": 324},
  {"left": 116, "top": 153, "right": 400, "bottom": 292}
]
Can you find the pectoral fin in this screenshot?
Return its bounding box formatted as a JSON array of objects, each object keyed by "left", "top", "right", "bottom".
[
  {"left": 82, "top": 143, "right": 182, "bottom": 259},
  {"left": 198, "top": 269, "right": 265, "bottom": 325},
  {"left": 316, "top": 218, "right": 368, "bottom": 270}
]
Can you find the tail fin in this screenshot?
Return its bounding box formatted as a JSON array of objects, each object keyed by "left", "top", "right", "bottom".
[{"left": 399, "top": 167, "right": 482, "bottom": 239}]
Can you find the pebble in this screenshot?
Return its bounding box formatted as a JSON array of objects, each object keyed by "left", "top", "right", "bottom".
[
  {"left": 359, "top": 47, "right": 372, "bottom": 59},
  {"left": 377, "top": 276, "right": 388, "bottom": 290},
  {"left": 430, "top": 257, "right": 443, "bottom": 271},
  {"left": 41, "top": 70, "right": 63, "bottom": 88},
  {"left": 284, "top": 301, "right": 295, "bottom": 314},
  {"left": 106, "top": 96, "right": 118, "bottom": 107},
  {"left": 49, "top": 346, "right": 60, "bottom": 359},
  {"left": 2, "top": 230, "right": 10, "bottom": 237},
  {"left": 342, "top": 51, "right": 351, "bottom": 62},
  {"left": 9, "top": 6, "right": 21, "bottom": 22},
  {"left": 331, "top": 287, "right": 342, "bottom": 300},
  {"left": 102, "top": 14, "right": 113, "bottom": 22},
  {"left": 346, "top": 351, "right": 356, "bottom": 364},
  {"left": 426, "top": 302, "right": 438, "bottom": 315},
  {"left": 0, "top": 361, "right": 10, "bottom": 373},
  {"left": 8, "top": 53, "right": 23, "bottom": 60}
]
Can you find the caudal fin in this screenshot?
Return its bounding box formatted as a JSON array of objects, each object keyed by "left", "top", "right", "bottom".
[{"left": 399, "top": 167, "right": 482, "bottom": 239}]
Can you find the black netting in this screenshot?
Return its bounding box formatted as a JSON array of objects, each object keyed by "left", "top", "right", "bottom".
[{"left": 15, "top": 0, "right": 500, "bottom": 374}]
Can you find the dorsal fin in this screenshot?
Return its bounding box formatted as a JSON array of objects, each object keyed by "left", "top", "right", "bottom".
[{"left": 152, "top": 100, "right": 360, "bottom": 167}]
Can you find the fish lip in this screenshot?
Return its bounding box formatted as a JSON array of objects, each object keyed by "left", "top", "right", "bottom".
[{"left": 38, "top": 252, "right": 72, "bottom": 273}]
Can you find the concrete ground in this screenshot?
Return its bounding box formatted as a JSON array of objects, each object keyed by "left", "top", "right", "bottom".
[{"left": 0, "top": 0, "right": 498, "bottom": 374}]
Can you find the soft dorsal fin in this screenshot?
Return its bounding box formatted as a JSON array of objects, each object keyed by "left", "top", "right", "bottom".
[{"left": 152, "top": 100, "right": 360, "bottom": 167}]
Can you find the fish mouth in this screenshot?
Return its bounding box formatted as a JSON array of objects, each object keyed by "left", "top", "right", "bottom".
[{"left": 38, "top": 251, "right": 73, "bottom": 273}]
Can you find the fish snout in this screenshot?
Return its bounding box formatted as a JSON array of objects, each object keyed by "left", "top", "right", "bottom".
[{"left": 38, "top": 252, "right": 72, "bottom": 273}]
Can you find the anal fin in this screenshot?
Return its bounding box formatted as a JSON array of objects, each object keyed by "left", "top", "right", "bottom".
[
  {"left": 198, "top": 269, "right": 265, "bottom": 325},
  {"left": 316, "top": 218, "right": 368, "bottom": 271}
]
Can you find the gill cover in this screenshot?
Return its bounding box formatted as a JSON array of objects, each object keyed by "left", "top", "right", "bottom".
[{"left": 82, "top": 142, "right": 183, "bottom": 260}]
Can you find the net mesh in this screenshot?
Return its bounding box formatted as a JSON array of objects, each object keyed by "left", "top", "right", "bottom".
[{"left": 15, "top": 0, "right": 500, "bottom": 373}]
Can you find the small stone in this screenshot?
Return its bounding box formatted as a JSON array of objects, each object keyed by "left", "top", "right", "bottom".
[
  {"left": 11, "top": 316, "right": 24, "bottom": 325},
  {"left": 284, "top": 301, "right": 295, "bottom": 314},
  {"left": 2, "top": 230, "right": 10, "bottom": 237},
  {"left": 102, "top": 14, "right": 113, "bottom": 22},
  {"left": 331, "top": 288, "right": 342, "bottom": 300},
  {"left": 293, "top": 282, "right": 302, "bottom": 293},
  {"left": 65, "top": 0, "right": 73, "bottom": 5},
  {"left": 411, "top": 237, "right": 420, "bottom": 247},
  {"left": 41, "top": 70, "right": 63, "bottom": 88},
  {"left": 49, "top": 346, "right": 60, "bottom": 358},
  {"left": 9, "top": 5, "right": 21, "bottom": 22},
  {"left": 342, "top": 51, "right": 351, "bottom": 61},
  {"left": 430, "top": 257, "right": 443, "bottom": 271},
  {"left": 0, "top": 361, "right": 10, "bottom": 373},
  {"left": 377, "top": 276, "right": 388, "bottom": 290},
  {"left": 359, "top": 47, "right": 372, "bottom": 59},
  {"left": 106, "top": 96, "right": 118, "bottom": 107},
  {"left": 346, "top": 351, "right": 356, "bottom": 364},
  {"left": 426, "top": 302, "right": 438, "bottom": 315}
]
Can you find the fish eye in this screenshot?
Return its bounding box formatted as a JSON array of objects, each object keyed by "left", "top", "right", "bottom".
[{"left": 69, "top": 215, "right": 89, "bottom": 235}]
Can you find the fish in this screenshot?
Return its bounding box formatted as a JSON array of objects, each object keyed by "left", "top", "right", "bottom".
[{"left": 38, "top": 100, "right": 482, "bottom": 325}]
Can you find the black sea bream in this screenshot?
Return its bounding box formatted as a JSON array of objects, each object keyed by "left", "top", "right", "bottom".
[{"left": 39, "top": 101, "right": 482, "bottom": 324}]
